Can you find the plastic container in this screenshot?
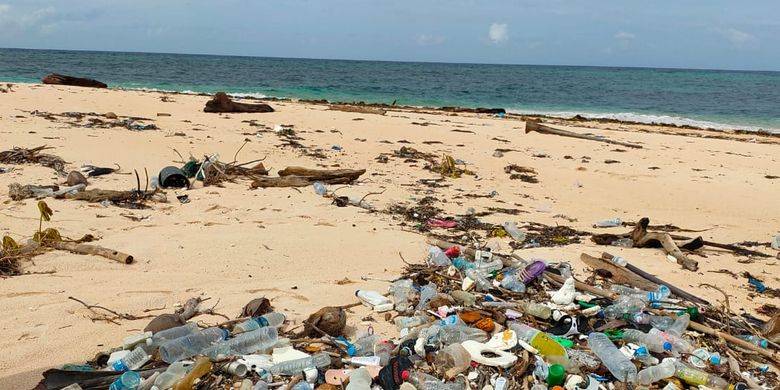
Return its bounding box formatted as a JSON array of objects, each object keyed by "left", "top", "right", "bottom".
[
  {"left": 434, "top": 344, "right": 471, "bottom": 378},
  {"left": 270, "top": 352, "right": 332, "bottom": 375},
  {"left": 428, "top": 246, "right": 451, "bottom": 267},
  {"left": 666, "top": 314, "right": 690, "bottom": 336},
  {"left": 394, "top": 315, "right": 429, "bottom": 330},
  {"left": 345, "top": 367, "right": 372, "bottom": 390},
  {"left": 158, "top": 166, "right": 190, "bottom": 189},
  {"left": 389, "top": 279, "right": 415, "bottom": 312},
  {"left": 474, "top": 258, "right": 503, "bottom": 274},
  {"left": 736, "top": 335, "right": 769, "bottom": 348},
  {"left": 172, "top": 357, "right": 212, "bottom": 390},
  {"left": 510, "top": 323, "right": 568, "bottom": 363},
  {"left": 519, "top": 301, "right": 552, "bottom": 320},
  {"left": 109, "top": 371, "right": 142, "bottom": 390},
  {"left": 623, "top": 329, "right": 672, "bottom": 353},
  {"left": 356, "top": 290, "right": 393, "bottom": 312},
  {"left": 402, "top": 370, "right": 463, "bottom": 390},
  {"left": 595, "top": 218, "right": 622, "bottom": 227},
  {"left": 674, "top": 361, "right": 728, "bottom": 389},
  {"left": 201, "top": 327, "right": 278, "bottom": 360},
  {"left": 637, "top": 359, "right": 675, "bottom": 385},
  {"left": 148, "top": 323, "right": 200, "bottom": 348},
  {"left": 502, "top": 222, "right": 526, "bottom": 242},
  {"left": 150, "top": 361, "right": 189, "bottom": 390},
  {"left": 587, "top": 332, "right": 637, "bottom": 383},
  {"left": 416, "top": 283, "right": 438, "bottom": 310},
  {"left": 611, "top": 238, "right": 634, "bottom": 248},
  {"left": 546, "top": 364, "right": 565, "bottom": 386},
  {"left": 464, "top": 269, "right": 491, "bottom": 292},
  {"left": 313, "top": 182, "right": 327, "bottom": 196},
  {"left": 112, "top": 346, "right": 150, "bottom": 371},
  {"left": 233, "top": 313, "right": 286, "bottom": 333},
  {"left": 601, "top": 252, "right": 628, "bottom": 266},
  {"left": 159, "top": 327, "right": 228, "bottom": 363},
  {"left": 450, "top": 291, "right": 476, "bottom": 306},
  {"left": 633, "top": 346, "right": 659, "bottom": 366},
  {"left": 624, "top": 312, "right": 675, "bottom": 330},
  {"left": 612, "top": 285, "right": 672, "bottom": 304},
  {"left": 352, "top": 335, "right": 380, "bottom": 357}
]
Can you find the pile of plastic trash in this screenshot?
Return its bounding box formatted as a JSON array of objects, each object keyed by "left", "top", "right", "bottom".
[{"left": 41, "top": 244, "right": 777, "bottom": 390}]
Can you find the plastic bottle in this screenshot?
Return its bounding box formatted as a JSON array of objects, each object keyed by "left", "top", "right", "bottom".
[
  {"left": 510, "top": 323, "right": 568, "bottom": 363},
  {"left": 666, "top": 314, "right": 690, "bottom": 337},
  {"left": 394, "top": 315, "right": 429, "bottom": 330},
  {"left": 201, "top": 327, "right": 278, "bottom": 359},
  {"left": 355, "top": 290, "right": 393, "bottom": 312},
  {"left": 345, "top": 367, "right": 372, "bottom": 390},
  {"left": 389, "top": 279, "right": 415, "bottom": 312},
  {"left": 587, "top": 332, "right": 637, "bottom": 383},
  {"left": 159, "top": 327, "right": 228, "bottom": 363},
  {"left": 633, "top": 346, "right": 659, "bottom": 366},
  {"left": 450, "top": 257, "right": 474, "bottom": 270},
  {"left": 624, "top": 329, "right": 693, "bottom": 354},
  {"left": 602, "top": 296, "right": 646, "bottom": 319},
  {"left": 500, "top": 273, "right": 526, "bottom": 293},
  {"left": 352, "top": 334, "right": 380, "bottom": 357},
  {"left": 502, "top": 222, "right": 526, "bottom": 242},
  {"left": 624, "top": 312, "right": 675, "bottom": 330},
  {"left": 464, "top": 269, "right": 491, "bottom": 292},
  {"left": 428, "top": 246, "right": 451, "bottom": 267},
  {"left": 150, "top": 361, "right": 189, "bottom": 390},
  {"left": 374, "top": 341, "right": 394, "bottom": 366},
  {"left": 450, "top": 290, "right": 476, "bottom": 306},
  {"left": 595, "top": 218, "right": 623, "bottom": 227},
  {"left": 416, "top": 283, "right": 438, "bottom": 311},
  {"left": 270, "top": 352, "right": 332, "bottom": 375},
  {"left": 313, "top": 182, "right": 327, "bottom": 196},
  {"left": 601, "top": 252, "right": 628, "bottom": 266},
  {"left": 519, "top": 301, "right": 552, "bottom": 320},
  {"left": 612, "top": 285, "right": 671, "bottom": 304},
  {"left": 253, "top": 381, "right": 269, "bottom": 390},
  {"left": 233, "top": 313, "right": 287, "bottom": 333},
  {"left": 109, "top": 371, "right": 142, "bottom": 390},
  {"left": 172, "top": 357, "right": 212, "bottom": 390},
  {"left": 402, "top": 370, "right": 463, "bottom": 390},
  {"left": 674, "top": 361, "right": 728, "bottom": 389},
  {"left": 112, "top": 346, "right": 150, "bottom": 371},
  {"left": 434, "top": 344, "right": 471, "bottom": 378},
  {"left": 736, "top": 335, "right": 769, "bottom": 348},
  {"left": 440, "top": 325, "right": 488, "bottom": 345},
  {"left": 474, "top": 258, "right": 503, "bottom": 274},
  {"left": 637, "top": 359, "right": 675, "bottom": 385},
  {"left": 611, "top": 238, "right": 634, "bottom": 248},
  {"left": 771, "top": 234, "right": 780, "bottom": 250},
  {"left": 148, "top": 323, "right": 200, "bottom": 348}
]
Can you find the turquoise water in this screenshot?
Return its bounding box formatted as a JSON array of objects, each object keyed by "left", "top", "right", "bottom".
[{"left": 2, "top": 48, "right": 779, "bottom": 132}]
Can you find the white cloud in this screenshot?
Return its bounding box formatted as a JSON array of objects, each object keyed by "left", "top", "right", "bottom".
[
  {"left": 0, "top": 4, "right": 10, "bottom": 13},
  {"left": 416, "top": 34, "right": 445, "bottom": 46},
  {"left": 614, "top": 31, "right": 636, "bottom": 40},
  {"left": 489, "top": 23, "right": 508, "bottom": 45},
  {"left": 719, "top": 28, "right": 757, "bottom": 48}
]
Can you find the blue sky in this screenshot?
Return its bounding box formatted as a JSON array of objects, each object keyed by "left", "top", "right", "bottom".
[{"left": 0, "top": 0, "right": 778, "bottom": 71}]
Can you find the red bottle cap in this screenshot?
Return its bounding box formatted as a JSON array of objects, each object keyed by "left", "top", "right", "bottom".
[{"left": 401, "top": 371, "right": 410, "bottom": 381}]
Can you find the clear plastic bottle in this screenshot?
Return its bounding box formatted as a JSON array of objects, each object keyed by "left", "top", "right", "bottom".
[
  {"left": 151, "top": 361, "right": 189, "bottom": 390},
  {"left": 439, "top": 325, "right": 488, "bottom": 344},
  {"left": 416, "top": 283, "right": 438, "bottom": 310},
  {"left": 474, "top": 258, "right": 503, "bottom": 274},
  {"left": 624, "top": 312, "right": 674, "bottom": 330},
  {"left": 201, "top": 327, "right": 278, "bottom": 359},
  {"left": 451, "top": 257, "right": 475, "bottom": 270},
  {"left": 519, "top": 301, "right": 552, "bottom": 320},
  {"left": 352, "top": 335, "right": 380, "bottom": 357},
  {"left": 345, "top": 367, "right": 372, "bottom": 390},
  {"left": 674, "top": 361, "right": 728, "bottom": 389},
  {"left": 595, "top": 218, "right": 623, "bottom": 227},
  {"left": 434, "top": 344, "right": 471, "bottom": 378},
  {"left": 159, "top": 327, "right": 228, "bottom": 363},
  {"left": 172, "top": 357, "right": 212, "bottom": 390},
  {"left": 394, "top": 315, "right": 430, "bottom": 330},
  {"left": 736, "top": 335, "right": 769, "bottom": 348},
  {"left": 313, "top": 182, "right": 327, "bottom": 196},
  {"left": 502, "top": 222, "right": 526, "bottom": 242},
  {"left": 148, "top": 323, "right": 200, "bottom": 348},
  {"left": 428, "top": 246, "right": 451, "bottom": 267},
  {"left": 500, "top": 273, "right": 526, "bottom": 293},
  {"left": 109, "top": 371, "right": 142, "bottom": 390},
  {"left": 637, "top": 359, "right": 675, "bottom": 385},
  {"left": 633, "top": 346, "right": 659, "bottom": 366},
  {"left": 602, "top": 252, "right": 628, "bottom": 266},
  {"left": 374, "top": 341, "right": 394, "bottom": 366},
  {"left": 611, "top": 238, "right": 634, "bottom": 248},
  {"left": 112, "top": 346, "right": 150, "bottom": 371},
  {"left": 402, "top": 370, "right": 464, "bottom": 390},
  {"left": 612, "top": 285, "right": 671, "bottom": 304},
  {"left": 602, "top": 296, "right": 646, "bottom": 319},
  {"left": 510, "top": 323, "right": 568, "bottom": 363},
  {"left": 233, "top": 313, "right": 286, "bottom": 333},
  {"left": 624, "top": 329, "right": 692, "bottom": 354},
  {"left": 450, "top": 290, "right": 476, "bottom": 306},
  {"left": 464, "top": 269, "right": 491, "bottom": 291},
  {"left": 389, "top": 279, "right": 415, "bottom": 312},
  {"left": 587, "top": 332, "right": 637, "bottom": 383},
  {"left": 666, "top": 314, "right": 690, "bottom": 337},
  {"left": 270, "top": 352, "right": 332, "bottom": 375}
]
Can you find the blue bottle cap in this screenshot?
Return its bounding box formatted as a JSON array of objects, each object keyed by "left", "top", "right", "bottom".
[
  {"left": 663, "top": 342, "right": 673, "bottom": 351},
  {"left": 111, "top": 360, "right": 128, "bottom": 372},
  {"left": 759, "top": 339, "right": 768, "bottom": 348},
  {"left": 220, "top": 328, "right": 230, "bottom": 339},
  {"left": 634, "top": 346, "right": 649, "bottom": 357},
  {"left": 257, "top": 316, "right": 269, "bottom": 327},
  {"left": 709, "top": 355, "right": 721, "bottom": 364}
]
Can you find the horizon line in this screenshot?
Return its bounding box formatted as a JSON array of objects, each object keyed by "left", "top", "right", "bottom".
[{"left": 3, "top": 46, "right": 779, "bottom": 74}]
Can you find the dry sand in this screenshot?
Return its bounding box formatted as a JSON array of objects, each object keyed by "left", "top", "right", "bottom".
[{"left": 0, "top": 84, "right": 778, "bottom": 388}]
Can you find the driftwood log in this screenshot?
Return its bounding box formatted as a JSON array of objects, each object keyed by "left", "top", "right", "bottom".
[
  {"left": 525, "top": 119, "right": 642, "bottom": 149},
  {"left": 204, "top": 92, "right": 274, "bottom": 113},
  {"left": 42, "top": 73, "right": 107, "bottom": 88},
  {"left": 580, "top": 253, "right": 658, "bottom": 291},
  {"left": 251, "top": 167, "right": 366, "bottom": 188},
  {"left": 329, "top": 104, "right": 387, "bottom": 116},
  {"left": 47, "top": 241, "right": 133, "bottom": 264}
]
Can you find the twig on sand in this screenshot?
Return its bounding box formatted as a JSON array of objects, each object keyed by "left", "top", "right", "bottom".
[{"left": 68, "top": 296, "right": 156, "bottom": 324}]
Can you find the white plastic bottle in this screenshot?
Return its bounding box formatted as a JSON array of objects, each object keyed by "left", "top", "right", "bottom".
[
  {"left": 502, "top": 222, "right": 526, "bottom": 242},
  {"left": 587, "top": 332, "right": 637, "bottom": 383}
]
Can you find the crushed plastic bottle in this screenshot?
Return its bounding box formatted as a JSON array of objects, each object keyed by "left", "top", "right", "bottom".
[
  {"left": 402, "top": 370, "right": 464, "bottom": 390},
  {"left": 109, "top": 371, "right": 142, "bottom": 390},
  {"left": 674, "top": 361, "right": 728, "bottom": 389},
  {"left": 151, "top": 361, "right": 190, "bottom": 390},
  {"left": 270, "top": 352, "right": 332, "bottom": 375},
  {"left": 434, "top": 343, "right": 471, "bottom": 378},
  {"left": 594, "top": 218, "right": 623, "bottom": 227},
  {"left": 610, "top": 238, "right": 634, "bottom": 248},
  {"left": 602, "top": 296, "right": 646, "bottom": 319},
  {"left": 587, "top": 332, "right": 637, "bottom": 383},
  {"left": 637, "top": 359, "right": 675, "bottom": 385},
  {"left": 416, "top": 283, "right": 438, "bottom": 310},
  {"left": 439, "top": 325, "right": 488, "bottom": 345},
  {"left": 159, "top": 327, "right": 228, "bottom": 364},
  {"left": 633, "top": 346, "right": 659, "bottom": 366},
  {"left": 510, "top": 323, "right": 568, "bottom": 364},
  {"left": 624, "top": 312, "right": 675, "bottom": 330},
  {"left": 389, "top": 279, "right": 415, "bottom": 312},
  {"left": 611, "top": 285, "right": 671, "bottom": 305},
  {"left": 464, "top": 269, "right": 491, "bottom": 292},
  {"left": 500, "top": 272, "right": 526, "bottom": 293},
  {"left": 394, "top": 315, "right": 430, "bottom": 330},
  {"left": 623, "top": 328, "right": 692, "bottom": 354},
  {"left": 202, "top": 327, "right": 278, "bottom": 360},
  {"left": 313, "top": 182, "right": 327, "bottom": 196},
  {"left": 736, "top": 335, "right": 769, "bottom": 348},
  {"left": 502, "top": 222, "right": 526, "bottom": 242},
  {"left": 428, "top": 246, "right": 451, "bottom": 267},
  {"left": 519, "top": 301, "right": 552, "bottom": 320}
]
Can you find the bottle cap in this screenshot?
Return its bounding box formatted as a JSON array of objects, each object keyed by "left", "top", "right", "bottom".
[
  {"left": 220, "top": 328, "right": 230, "bottom": 339},
  {"left": 634, "top": 346, "right": 649, "bottom": 357},
  {"left": 401, "top": 370, "right": 410, "bottom": 381},
  {"left": 663, "top": 342, "right": 672, "bottom": 351},
  {"left": 546, "top": 364, "right": 565, "bottom": 386}
]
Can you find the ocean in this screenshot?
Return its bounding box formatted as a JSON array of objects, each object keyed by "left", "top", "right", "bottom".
[{"left": 2, "top": 48, "right": 779, "bottom": 132}]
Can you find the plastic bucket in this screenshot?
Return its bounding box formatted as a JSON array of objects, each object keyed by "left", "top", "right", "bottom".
[{"left": 159, "top": 166, "right": 190, "bottom": 188}]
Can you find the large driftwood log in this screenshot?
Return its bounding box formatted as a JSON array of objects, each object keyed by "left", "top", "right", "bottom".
[
  {"left": 251, "top": 167, "right": 366, "bottom": 188},
  {"left": 47, "top": 241, "right": 134, "bottom": 264},
  {"left": 42, "top": 73, "right": 107, "bottom": 88},
  {"left": 525, "top": 119, "right": 642, "bottom": 149},
  {"left": 204, "top": 92, "right": 274, "bottom": 113},
  {"left": 580, "top": 253, "right": 659, "bottom": 291},
  {"left": 630, "top": 217, "right": 699, "bottom": 271},
  {"left": 329, "top": 104, "right": 387, "bottom": 116}
]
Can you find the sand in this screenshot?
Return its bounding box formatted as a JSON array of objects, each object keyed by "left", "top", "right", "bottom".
[{"left": 0, "top": 83, "right": 778, "bottom": 388}]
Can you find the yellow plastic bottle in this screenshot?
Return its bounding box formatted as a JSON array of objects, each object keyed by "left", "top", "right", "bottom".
[
  {"left": 510, "top": 322, "right": 569, "bottom": 364},
  {"left": 172, "top": 356, "right": 213, "bottom": 390}
]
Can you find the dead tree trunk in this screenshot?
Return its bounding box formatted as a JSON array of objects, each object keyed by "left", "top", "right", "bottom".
[
  {"left": 204, "top": 92, "right": 274, "bottom": 113},
  {"left": 47, "top": 241, "right": 134, "bottom": 264},
  {"left": 525, "top": 119, "right": 642, "bottom": 149},
  {"left": 42, "top": 73, "right": 107, "bottom": 88},
  {"left": 630, "top": 217, "right": 699, "bottom": 271}
]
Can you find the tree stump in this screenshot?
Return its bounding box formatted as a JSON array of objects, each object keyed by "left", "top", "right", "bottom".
[{"left": 204, "top": 92, "right": 274, "bottom": 113}]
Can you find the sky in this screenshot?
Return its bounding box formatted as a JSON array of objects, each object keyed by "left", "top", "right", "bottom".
[{"left": 0, "top": 0, "right": 778, "bottom": 71}]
